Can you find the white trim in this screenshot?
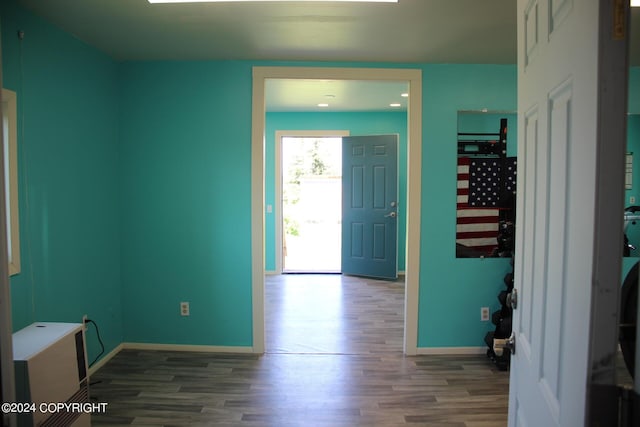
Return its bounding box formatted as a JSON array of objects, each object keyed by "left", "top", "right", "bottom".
[
  {"left": 122, "top": 342, "right": 255, "bottom": 353},
  {"left": 404, "top": 68, "right": 422, "bottom": 356},
  {"left": 2, "top": 88, "right": 20, "bottom": 276},
  {"left": 274, "top": 130, "right": 350, "bottom": 273},
  {"left": 0, "top": 79, "right": 16, "bottom": 413},
  {"left": 415, "top": 346, "right": 487, "bottom": 355},
  {"left": 252, "top": 66, "right": 422, "bottom": 356},
  {"left": 252, "top": 67, "right": 266, "bottom": 354},
  {"left": 88, "top": 343, "right": 123, "bottom": 376}
]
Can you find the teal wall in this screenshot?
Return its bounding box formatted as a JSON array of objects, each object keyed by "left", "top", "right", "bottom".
[
  {"left": 265, "top": 111, "right": 407, "bottom": 272},
  {"left": 630, "top": 67, "right": 640, "bottom": 114},
  {"left": 117, "top": 63, "right": 517, "bottom": 349},
  {"left": 625, "top": 68, "right": 640, "bottom": 209},
  {"left": 0, "top": 1, "right": 123, "bottom": 362},
  {"left": 625, "top": 115, "right": 640, "bottom": 249},
  {"left": 419, "top": 65, "right": 517, "bottom": 346},
  {"left": 119, "top": 61, "right": 254, "bottom": 345}
]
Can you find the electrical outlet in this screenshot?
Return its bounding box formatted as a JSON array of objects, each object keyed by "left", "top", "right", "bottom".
[
  {"left": 82, "top": 314, "right": 88, "bottom": 324},
  {"left": 180, "top": 302, "right": 190, "bottom": 316},
  {"left": 481, "top": 307, "right": 490, "bottom": 321},
  {"left": 631, "top": 196, "right": 636, "bottom": 204}
]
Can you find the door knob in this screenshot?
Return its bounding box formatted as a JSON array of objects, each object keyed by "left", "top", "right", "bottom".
[
  {"left": 493, "top": 332, "right": 516, "bottom": 356},
  {"left": 385, "top": 212, "right": 397, "bottom": 218},
  {"left": 506, "top": 288, "right": 518, "bottom": 310}
]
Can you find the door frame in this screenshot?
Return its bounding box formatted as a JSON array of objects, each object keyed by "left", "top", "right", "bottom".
[
  {"left": 275, "top": 130, "right": 350, "bottom": 274},
  {"left": 252, "top": 66, "right": 422, "bottom": 355},
  {"left": 584, "top": 0, "right": 630, "bottom": 421}
]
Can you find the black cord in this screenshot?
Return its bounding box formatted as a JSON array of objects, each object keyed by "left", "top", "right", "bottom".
[{"left": 84, "top": 318, "right": 105, "bottom": 367}]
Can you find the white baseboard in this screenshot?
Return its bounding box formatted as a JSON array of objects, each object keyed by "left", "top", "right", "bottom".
[
  {"left": 88, "top": 343, "right": 123, "bottom": 376},
  {"left": 415, "top": 346, "right": 487, "bottom": 355},
  {"left": 122, "top": 342, "right": 256, "bottom": 354},
  {"left": 265, "top": 271, "right": 406, "bottom": 278}
]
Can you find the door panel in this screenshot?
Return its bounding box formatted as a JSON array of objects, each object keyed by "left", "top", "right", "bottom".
[
  {"left": 342, "top": 135, "right": 398, "bottom": 280},
  {"left": 518, "top": 107, "right": 539, "bottom": 363},
  {"left": 540, "top": 81, "right": 571, "bottom": 411},
  {"left": 351, "top": 222, "right": 364, "bottom": 258}
]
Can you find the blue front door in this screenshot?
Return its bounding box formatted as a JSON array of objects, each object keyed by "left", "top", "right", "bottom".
[{"left": 341, "top": 135, "right": 398, "bottom": 280}]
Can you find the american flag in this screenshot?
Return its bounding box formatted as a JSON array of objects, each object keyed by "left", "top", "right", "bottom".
[
  {"left": 456, "top": 157, "right": 506, "bottom": 255},
  {"left": 456, "top": 157, "right": 517, "bottom": 255},
  {"left": 467, "top": 157, "right": 517, "bottom": 208}
]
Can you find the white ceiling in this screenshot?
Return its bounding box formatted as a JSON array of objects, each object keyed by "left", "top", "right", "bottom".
[
  {"left": 14, "top": 0, "right": 640, "bottom": 112},
  {"left": 266, "top": 79, "right": 408, "bottom": 112},
  {"left": 18, "top": 0, "right": 519, "bottom": 63}
]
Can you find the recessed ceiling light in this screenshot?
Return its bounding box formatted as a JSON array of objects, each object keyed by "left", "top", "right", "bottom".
[
  {"left": 318, "top": 103, "right": 329, "bottom": 107},
  {"left": 401, "top": 93, "right": 409, "bottom": 98},
  {"left": 390, "top": 103, "right": 401, "bottom": 108},
  {"left": 149, "top": 0, "right": 398, "bottom": 3}
]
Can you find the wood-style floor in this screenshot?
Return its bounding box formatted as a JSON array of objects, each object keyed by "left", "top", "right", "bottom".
[
  {"left": 91, "top": 274, "right": 510, "bottom": 426},
  {"left": 265, "top": 274, "right": 405, "bottom": 354}
]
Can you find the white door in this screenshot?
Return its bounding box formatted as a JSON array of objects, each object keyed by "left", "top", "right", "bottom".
[{"left": 510, "top": 1, "right": 628, "bottom": 426}]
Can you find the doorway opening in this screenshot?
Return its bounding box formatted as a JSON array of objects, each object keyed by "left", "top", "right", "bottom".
[
  {"left": 281, "top": 136, "right": 342, "bottom": 273},
  {"left": 252, "top": 67, "right": 423, "bottom": 355}
]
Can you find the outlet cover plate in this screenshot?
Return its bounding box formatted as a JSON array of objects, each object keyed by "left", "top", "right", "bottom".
[{"left": 180, "top": 302, "right": 190, "bottom": 316}]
